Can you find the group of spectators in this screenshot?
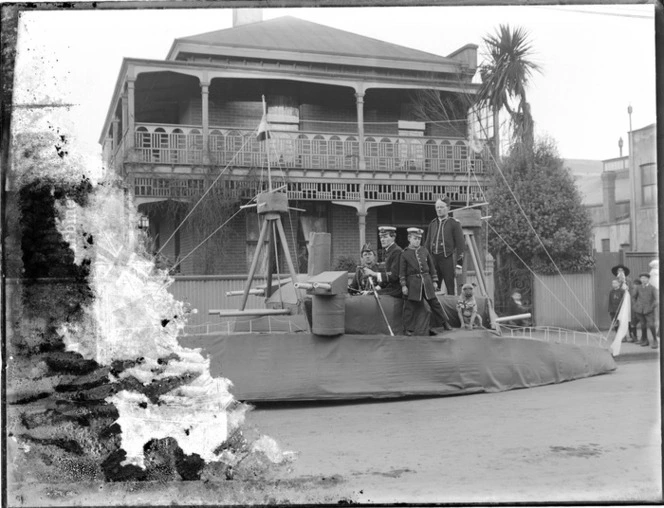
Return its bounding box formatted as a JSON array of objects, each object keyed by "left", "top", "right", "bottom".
[
  {"left": 608, "top": 261, "right": 659, "bottom": 349},
  {"left": 349, "top": 196, "right": 478, "bottom": 336}
]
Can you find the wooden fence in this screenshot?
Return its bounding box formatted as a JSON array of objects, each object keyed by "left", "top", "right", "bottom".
[{"left": 624, "top": 252, "right": 658, "bottom": 280}]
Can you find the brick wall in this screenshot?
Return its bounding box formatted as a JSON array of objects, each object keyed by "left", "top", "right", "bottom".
[
  {"left": 329, "top": 204, "right": 360, "bottom": 266},
  {"left": 186, "top": 98, "right": 263, "bottom": 129},
  {"left": 181, "top": 98, "right": 421, "bottom": 136}
]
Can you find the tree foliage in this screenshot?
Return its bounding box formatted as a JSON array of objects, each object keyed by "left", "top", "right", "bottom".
[{"left": 486, "top": 138, "right": 594, "bottom": 274}]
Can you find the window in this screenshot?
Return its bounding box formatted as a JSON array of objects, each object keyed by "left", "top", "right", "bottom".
[
  {"left": 601, "top": 238, "right": 610, "bottom": 252},
  {"left": 641, "top": 163, "right": 657, "bottom": 206}
]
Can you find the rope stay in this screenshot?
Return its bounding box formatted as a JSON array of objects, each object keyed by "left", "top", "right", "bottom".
[
  {"left": 485, "top": 221, "right": 593, "bottom": 334},
  {"left": 169, "top": 205, "right": 248, "bottom": 273},
  {"left": 476, "top": 144, "right": 603, "bottom": 335},
  {"left": 157, "top": 129, "right": 259, "bottom": 255}
]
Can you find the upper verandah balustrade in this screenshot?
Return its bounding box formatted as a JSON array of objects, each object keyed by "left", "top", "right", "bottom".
[{"left": 119, "top": 123, "right": 489, "bottom": 175}]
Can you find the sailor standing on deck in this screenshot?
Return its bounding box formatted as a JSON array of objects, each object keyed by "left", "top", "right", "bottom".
[
  {"left": 362, "top": 226, "right": 403, "bottom": 297},
  {"left": 423, "top": 196, "right": 465, "bottom": 295},
  {"left": 400, "top": 227, "right": 452, "bottom": 335}
]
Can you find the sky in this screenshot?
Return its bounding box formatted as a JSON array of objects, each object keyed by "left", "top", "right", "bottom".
[{"left": 11, "top": 3, "right": 657, "bottom": 163}]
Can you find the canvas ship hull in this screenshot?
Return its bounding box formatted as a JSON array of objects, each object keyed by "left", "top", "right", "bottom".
[{"left": 181, "top": 294, "right": 617, "bottom": 402}]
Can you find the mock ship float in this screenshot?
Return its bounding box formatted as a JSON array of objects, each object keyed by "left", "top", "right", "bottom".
[
  {"left": 178, "top": 184, "right": 617, "bottom": 403},
  {"left": 177, "top": 97, "right": 616, "bottom": 401}
]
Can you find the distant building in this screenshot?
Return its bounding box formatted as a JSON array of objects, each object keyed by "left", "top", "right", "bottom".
[
  {"left": 568, "top": 122, "right": 657, "bottom": 254},
  {"left": 98, "top": 13, "right": 489, "bottom": 275}
]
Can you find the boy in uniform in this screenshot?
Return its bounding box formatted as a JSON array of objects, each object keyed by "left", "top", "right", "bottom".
[
  {"left": 399, "top": 227, "right": 452, "bottom": 335},
  {"left": 349, "top": 243, "right": 380, "bottom": 293},
  {"left": 607, "top": 278, "right": 624, "bottom": 333}
]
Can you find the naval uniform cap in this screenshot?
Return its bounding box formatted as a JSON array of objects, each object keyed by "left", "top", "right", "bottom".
[
  {"left": 378, "top": 226, "right": 396, "bottom": 236},
  {"left": 407, "top": 227, "right": 423, "bottom": 237}
]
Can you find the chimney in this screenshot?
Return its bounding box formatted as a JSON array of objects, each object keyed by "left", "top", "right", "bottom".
[
  {"left": 233, "top": 9, "right": 262, "bottom": 27},
  {"left": 601, "top": 170, "right": 617, "bottom": 224}
]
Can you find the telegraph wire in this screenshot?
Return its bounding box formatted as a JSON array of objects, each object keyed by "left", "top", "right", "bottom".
[{"left": 537, "top": 5, "right": 653, "bottom": 19}]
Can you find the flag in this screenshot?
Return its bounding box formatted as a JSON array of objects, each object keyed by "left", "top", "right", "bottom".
[
  {"left": 610, "top": 289, "right": 631, "bottom": 357},
  {"left": 257, "top": 113, "right": 271, "bottom": 142}
]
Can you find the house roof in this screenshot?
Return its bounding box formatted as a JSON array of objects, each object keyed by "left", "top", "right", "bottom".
[{"left": 167, "top": 16, "right": 474, "bottom": 74}]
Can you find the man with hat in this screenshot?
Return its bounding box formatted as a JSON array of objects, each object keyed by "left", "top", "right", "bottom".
[
  {"left": 349, "top": 243, "right": 380, "bottom": 293},
  {"left": 633, "top": 272, "right": 659, "bottom": 348},
  {"left": 362, "top": 226, "right": 403, "bottom": 297},
  {"left": 399, "top": 227, "right": 452, "bottom": 335},
  {"left": 423, "top": 196, "right": 465, "bottom": 295}
]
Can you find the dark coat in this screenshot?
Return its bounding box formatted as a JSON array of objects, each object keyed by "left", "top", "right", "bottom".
[
  {"left": 350, "top": 261, "right": 379, "bottom": 292},
  {"left": 399, "top": 246, "right": 438, "bottom": 302},
  {"left": 377, "top": 242, "right": 403, "bottom": 297},
  {"left": 634, "top": 284, "right": 658, "bottom": 315},
  {"left": 423, "top": 216, "right": 465, "bottom": 266},
  {"left": 608, "top": 288, "right": 624, "bottom": 314}
]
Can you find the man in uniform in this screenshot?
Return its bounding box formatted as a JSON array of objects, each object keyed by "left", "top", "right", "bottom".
[
  {"left": 399, "top": 227, "right": 452, "bottom": 335},
  {"left": 362, "top": 226, "right": 402, "bottom": 297},
  {"left": 349, "top": 243, "right": 380, "bottom": 293},
  {"left": 423, "top": 196, "right": 465, "bottom": 295}
]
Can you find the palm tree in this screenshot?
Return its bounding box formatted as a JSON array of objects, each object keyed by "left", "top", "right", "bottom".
[{"left": 476, "top": 25, "right": 541, "bottom": 157}]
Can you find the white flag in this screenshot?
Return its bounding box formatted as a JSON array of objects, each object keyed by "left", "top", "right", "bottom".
[
  {"left": 610, "top": 289, "right": 631, "bottom": 356},
  {"left": 257, "top": 113, "right": 271, "bottom": 142}
]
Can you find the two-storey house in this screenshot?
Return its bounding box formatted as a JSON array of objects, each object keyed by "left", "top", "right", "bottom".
[{"left": 99, "top": 13, "right": 489, "bottom": 276}]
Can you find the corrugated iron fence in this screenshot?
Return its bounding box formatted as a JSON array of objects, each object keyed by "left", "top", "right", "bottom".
[{"left": 532, "top": 273, "right": 597, "bottom": 331}]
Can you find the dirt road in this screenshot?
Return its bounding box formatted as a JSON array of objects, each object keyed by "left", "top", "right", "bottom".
[
  {"left": 8, "top": 359, "right": 660, "bottom": 506},
  {"left": 248, "top": 358, "right": 661, "bottom": 504}
]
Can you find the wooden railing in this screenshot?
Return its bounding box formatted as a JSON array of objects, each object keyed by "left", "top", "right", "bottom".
[{"left": 132, "top": 123, "right": 488, "bottom": 175}]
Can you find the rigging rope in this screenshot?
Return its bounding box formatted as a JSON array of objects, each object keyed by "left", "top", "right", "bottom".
[
  {"left": 169, "top": 205, "right": 247, "bottom": 273},
  {"left": 479, "top": 144, "right": 602, "bottom": 335},
  {"left": 465, "top": 144, "right": 597, "bottom": 333},
  {"left": 485, "top": 220, "right": 592, "bottom": 333},
  {"left": 157, "top": 130, "right": 258, "bottom": 255}
]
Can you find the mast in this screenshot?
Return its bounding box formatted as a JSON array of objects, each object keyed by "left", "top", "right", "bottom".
[{"left": 263, "top": 95, "right": 272, "bottom": 192}]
